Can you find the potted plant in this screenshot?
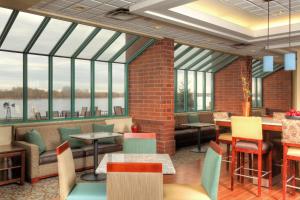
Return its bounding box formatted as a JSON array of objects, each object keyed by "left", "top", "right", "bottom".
[{"left": 241, "top": 60, "right": 252, "bottom": 116}]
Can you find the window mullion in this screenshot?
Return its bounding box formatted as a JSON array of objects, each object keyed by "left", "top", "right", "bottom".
[
  {"left": 203, "top": 72, "right": 206, "bottom": 111},
  {"left": 108, "top": 63, "right": 113, "bottom": 116},
  {"left": 48, "top": 56, "right": 53, "bottom": 120},
  {"left": 71, "top": 58, "right": 75, "bottom": 117},
  {"left": 91, "top": 61, "right": 95, "bottom": 116},
  {"left": 23, "top": 53, "right": 28, "bottom": 121}
]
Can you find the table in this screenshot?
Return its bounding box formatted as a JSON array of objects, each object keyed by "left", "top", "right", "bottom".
[
  {"left": 70, "top": 132, "right": 122, "bottom": 181},
  {"left": 96, "top": 153, "right": 176, "bottom": 175},
  {"left": 0, "top": 145, "right": 25, "bottom": 186},
  {"left": 181, "top": 122, "right": 216, "bottom": 153},
  {"left": 214, "top": 117, "right": 282, "bottom": 132}
]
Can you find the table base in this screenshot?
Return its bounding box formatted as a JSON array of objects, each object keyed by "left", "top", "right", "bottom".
[
  {"left": 190, "top": 147, "right": 207, "bottom": 153},
  {"left": 80, "top": 172, "right": 106, "bottom": 181}
]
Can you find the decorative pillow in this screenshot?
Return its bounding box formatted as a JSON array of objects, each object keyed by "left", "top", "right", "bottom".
[
  {"left": 188, "top": 114, "right": 200, "bottom": 123},
  {"left": 24, "top": 129, "right": 46, "bottom": 154},
  {"left": 59, "top": 127, "right": 85, "bottom": 148},
  {"left": 92, "top": 124, "right": 115, "bottom": 144}
]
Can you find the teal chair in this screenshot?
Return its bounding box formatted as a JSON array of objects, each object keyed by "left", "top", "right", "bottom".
[
  {"left": 123, "top": 133, "right": 157, "bottom": 154},
  {"left": 56, "top": 142, "right": 106, "bottom": 200},
  {"left": 164, "top": 141, "right": 222, "bottom": 200}
]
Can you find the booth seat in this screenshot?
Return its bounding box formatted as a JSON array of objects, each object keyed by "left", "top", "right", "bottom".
[
  {"left": 174, "top": 112, "right": 216, "bottom": 148},
  {"left": 13, "top": 117, "right": 131, "bottom": 183}
]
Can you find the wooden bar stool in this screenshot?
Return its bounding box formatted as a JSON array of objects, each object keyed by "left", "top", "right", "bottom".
[
  {"left": 214, "top": 112, "right": 232, "bottom": 171},
  {"left": 282, "top": 119, "right": 300, "bottom": 200},
  {"left": 231, "top": 116, "right": 272, "bottom": 197}
]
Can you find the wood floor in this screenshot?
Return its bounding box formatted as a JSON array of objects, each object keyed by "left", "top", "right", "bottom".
[{"left": 164, "top": 157, "right": 300, "bottom": 200}]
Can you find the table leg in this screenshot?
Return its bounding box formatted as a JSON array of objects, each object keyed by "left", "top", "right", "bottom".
[
  {"left": 80, "top": 140, "right": 106, "bottom": 181},
  {"left": 191, "top": 128, "right": 207, "bottom": 153}
]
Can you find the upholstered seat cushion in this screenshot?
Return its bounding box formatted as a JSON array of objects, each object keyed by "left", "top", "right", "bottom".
[
  {"left": 40, "top": 148, "right": 85, "bottom": 165},
  {"left": 236, "top": 141, "right": 272, "bottom": 152},
  {"left": 67, "top": 182, "right": 106, "bottom": 200},
  {"left": 287, "top": 147, "right": 300, "bottom": 157},
  {"left": 218, "top": 133, "right": 232, "bottom": 142},
  {"left": 164, "top": 184, "right": 210, "bottom": 200}
]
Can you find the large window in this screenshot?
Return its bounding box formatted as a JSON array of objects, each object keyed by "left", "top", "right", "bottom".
[
  {"left": 95, "top": 62, "right": 109, "bottom": 116},
  {"left": 28, "top": 55, "right": 48, "bottom": 120},
  {"left": 175, "top": 70, "right": 213, "bottom": 112},
  {"left": 75, "top": 59, "right": 91, "bottom": 118},
  {"left": 53, "top": 57, "right": 71, "bottom": 119},
  {"left": 0, "top": 52, "right": 23, "bottom": 122},
  {"left": 112, "top": 63, "right": 125, "bottom": 116},
  {"left": 252, "top": 78, "right": 262, "bottom": 108}
]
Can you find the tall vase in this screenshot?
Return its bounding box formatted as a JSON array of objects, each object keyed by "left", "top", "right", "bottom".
[{"left": 242, "top": 101, "right": 251, "bottom": 116}]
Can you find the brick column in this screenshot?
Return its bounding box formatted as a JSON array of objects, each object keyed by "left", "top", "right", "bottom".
[
  {"left": 128, "top": 38, "right": 175, "bottom": 155},
  {"left": 214, "top": 57, "right": 252, "bottom": 115}
]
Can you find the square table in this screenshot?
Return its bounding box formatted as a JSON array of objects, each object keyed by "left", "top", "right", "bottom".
[
  {"left": 181, "top": 122, "right": 216, "bottom": 153},
  {"left": 96, "top": 153, "right": 176, "bottom": 175},
  {"left": 70, "top": 132, "right": 122, "bottom": 181}
]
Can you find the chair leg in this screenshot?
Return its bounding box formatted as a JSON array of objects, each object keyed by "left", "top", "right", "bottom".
[
  {"left": 231, "top": 148, "right": 236, "bottom": 191},
  {"left": 292, "top": 160, "right": 296, "bottom": 195},
  {"left": 258, "top": 152, "right": 262, "bottom": 197},
  {"left": 268, "top": 150, "right": 272, "bottom": 190},
  {"left": 248, "top": 154, "right": 252, "bottom": 176},
  {"left": 237, "top": 152, "right": 240, "bottom": 181},
  {"left": 282, "top": 146, "right": 287, "bottom": 200},
  {"left": 241, "top": 152, "right": 245, "bottom": 184},
  {"left": 226, "top": 143, "right": 230, "bottom": 171}
]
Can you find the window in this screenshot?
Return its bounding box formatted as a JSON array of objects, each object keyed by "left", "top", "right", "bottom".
[
  {"left": 0, "top": 7, "right": 12, "bottom": 35},
  {"left": 252, "top": 78, "right": 262, "bottom": 108},
  {"left": 53, "top": 57, "right": 71, "bottom": 119},
  {"left": 112, "top": 63, "right": 125, "bottom": 116},
  {"left": 206, "top": 73, "right": 212, "bottom": 110},
  {"left": 30, "top": 19, "right": 71, "bottom": 54},
  {"left": 95, "top": 62, "right": 109, "bottom": 116},
  {"left": 1, "top": 12, "right": 44, "bottom": 51},
  {"left": 176, "top": 70, "right": 185, "bottom": 112},
  {"left": 188, "top": 71, "right": 195, "bottom": 111},
  {"left": 98, "top": 33, "right": 127, "bottom": 61},
  {"left": 197, "top": 72, "right": 204, "bottom": 110},
  {"left": 28, "top": 55, "right": 48, "bottom": 120},
  {"left": 0, "top": 51, "right": 23, "bottom": 122},
  {"left": 75, "top": 59, "right": 91, "bottom": 118}
]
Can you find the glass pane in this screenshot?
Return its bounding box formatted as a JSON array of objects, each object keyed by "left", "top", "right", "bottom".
[
  {"left": 0, "top": 8, "right": 12, "bottom": 37},
  {"left": 1, "top": 12, "right": 44, "bottom": 51},
  {"left": 112, "top": 63, "right": 125, "bottom": 116},
  {"left": 78, "top": 29, "right": 116, "bottom": 59},
  {"left": 95, "top": 62, "right": 108, "bottom": 116},
  {"left": 257, "top": 78, "right": 262, "bottom": 107},
  {"left": 197, "top": 72, "right": 204, "bottom": 111},
  {"left": 252, "top": 78, "right": 257, "bottom": 107},
  {"left": 55, "top": 24, "right": 94, "bottom": 57},
  {"left": 30, "top": 19, "right": 71, "bottom": 54},
  {"left": 98, "top": 33, "right": 127, "bottom": 61},
  {"left": 53, "top": 57, "right": 71, "bottom": 119},
  {"left": 176, "top": 70, "right": 185, "bottom": 112},
  {"left": 181, "top": 49, "right": 209, "bottom": 69},
  {"left": 175, "top": 48, "right": 200, "bottom": 67},
  {"left": 75, "top": 59, "right": 90, "bottom": 118},
  {"left": 188, "top": 71, "right": 195, "bottom": 111},
  {"left": 174, "top": 45, "right": 188, "bottom": 58},
  {"left": 0, "top": 51, "right": 23, "bottom": 122},
  {"left": 206, "top": 73, "right": 212, "bottom": 110},
  {"left": 28, "top": 55, "right": 48, "bottom": 120}
]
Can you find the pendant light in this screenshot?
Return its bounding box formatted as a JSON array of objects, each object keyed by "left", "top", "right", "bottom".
[
  {"left": 263, "top": 0, "right": 273, "bottom": 72},
  {"left": 284, "top": 0, "right": 296, "bottom": 70}
]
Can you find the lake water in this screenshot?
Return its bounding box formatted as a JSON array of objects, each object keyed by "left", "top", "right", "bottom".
[{"left": 0, "top": 97, "right": 124, "bottom": 119}]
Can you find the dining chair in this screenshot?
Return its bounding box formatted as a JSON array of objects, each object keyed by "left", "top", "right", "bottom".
[
  {"left": 282, "top": 119, "right": 300, "bottom": 200},
  {"left": 123, "top": 133, "right": 157, "bottom": 154},
  {"left": 214, "top": 112, "right": 232, "bottom": 171},
  {"left": 231, "top": 116, "right": 272, "bottom": 197},
  {"left": 114, "top": 106, "right": 123, "bottom": 115},
  {"left": 164, "top": 141, "right": 222, "bottom": 200},
  {"left": 56, "top": 142, "right": 106, "bottom": 200},
  {"left": 107, "top": 162, "right": 163, "bottom": 200}
]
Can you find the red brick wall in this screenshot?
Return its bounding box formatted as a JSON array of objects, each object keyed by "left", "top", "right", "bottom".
[
  {"left": 128, "top": 38, "right": 175, "bottom": 155},
  {"left": 263, "top": 69, "right": 292, "bottom": 112},
  {"left": 214, "top": 57, "right": 252, "bottom": 115}
]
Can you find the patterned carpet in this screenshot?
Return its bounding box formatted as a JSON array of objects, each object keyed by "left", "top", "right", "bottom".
[{"left": 0, "top": 145, "right": 203, "bottom": 200}]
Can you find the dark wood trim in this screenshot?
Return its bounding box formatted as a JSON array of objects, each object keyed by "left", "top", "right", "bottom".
[
  {"left": 56, "top": 141, "right": 69, "bottom": 155},
  {"left": 107, "top": 162, "right": 162, "bottom": 173}
]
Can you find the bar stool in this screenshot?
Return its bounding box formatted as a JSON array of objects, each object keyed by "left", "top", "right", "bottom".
[
  {"left": 282, "top": 119, "right": 300, "bottom": 200},
  {"left": 231, "top": 116, "right": 272, "bottom": 197},
  {"left": 214, "top": 112, "right": 232, "bottom": 171}
]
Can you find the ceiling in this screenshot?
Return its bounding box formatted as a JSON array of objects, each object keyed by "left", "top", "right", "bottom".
[{"left": 0, "top": 0, "right": 299, "bottom": 61}]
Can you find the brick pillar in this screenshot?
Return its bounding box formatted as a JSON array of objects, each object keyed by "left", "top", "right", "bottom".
[
  {"left": 128, "top": 38, "right": 175, "bottom": 155},
  {"left": 214, "top": 57, "right": 252, "bottom": 115}
]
